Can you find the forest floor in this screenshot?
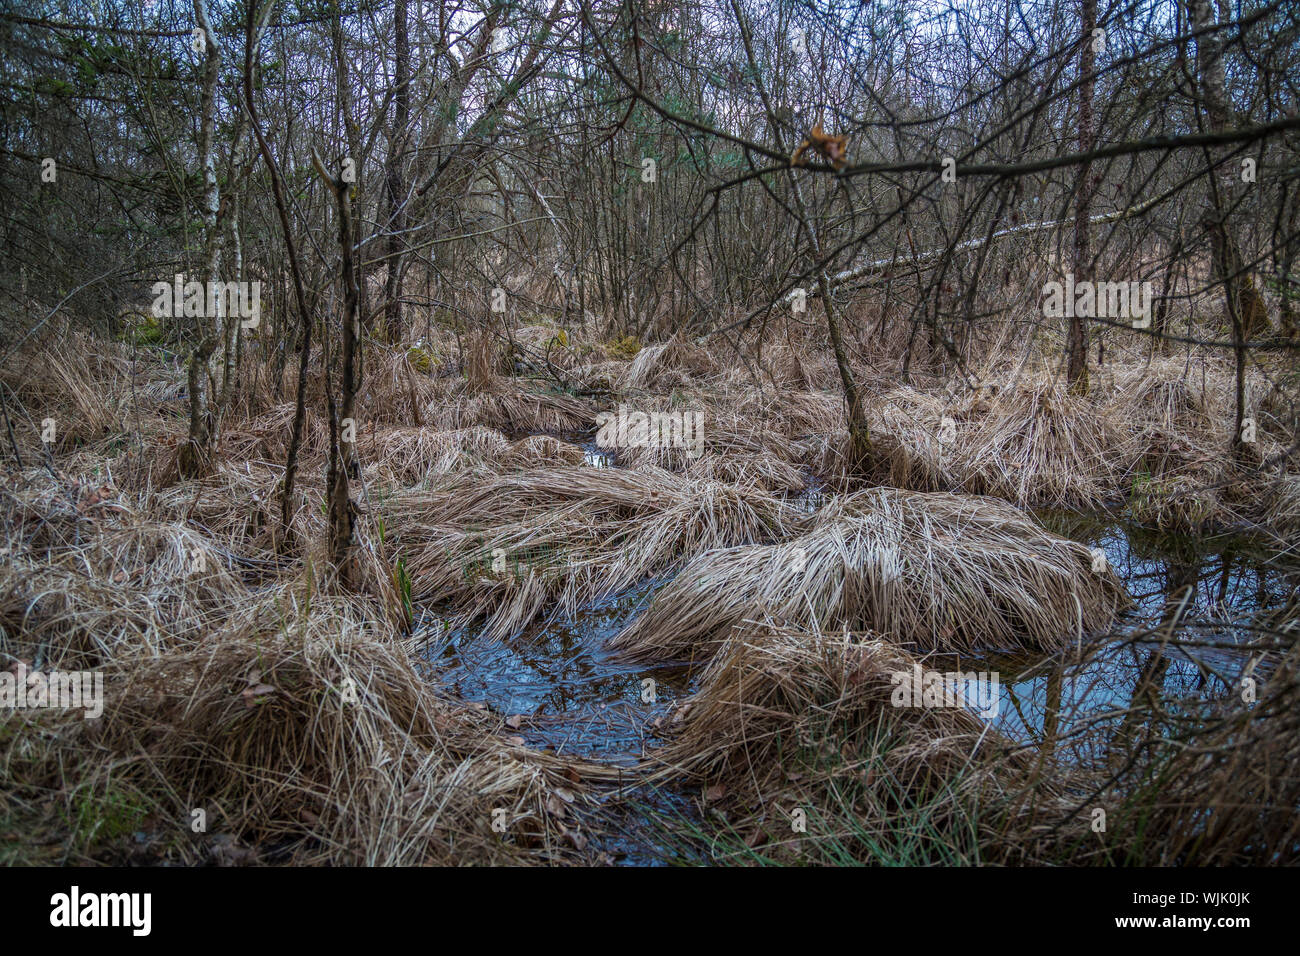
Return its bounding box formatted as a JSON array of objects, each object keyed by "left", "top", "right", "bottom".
[{"left": 2, "top": 317, "right": 1298, "bottom": 865}]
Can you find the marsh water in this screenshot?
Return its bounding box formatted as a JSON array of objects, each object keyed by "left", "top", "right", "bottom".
[
  {"left": 418, "top": 577, "right": 689, "bottom": 764},
  {"left": 984, "top": 514, "right": 1295, "bottom": 745},
  {"left": 416, "top": 435, "right": 688, "bottom": 765},
  {"left": 414, "top": 440, "right": 1296, "bottom": 858}
]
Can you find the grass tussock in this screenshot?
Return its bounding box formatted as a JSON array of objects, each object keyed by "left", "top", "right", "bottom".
[
  {"left": 2, "top": 608, "right": 599, "bottom": 864},
  {"left": 617, "top": 339, "right": 720, "bottom": 392},
  {"left": 435, "top": 387, "right": 593, "bottom": 436},
  {"left": 0, "top": 333, "right": 130, "bottom": 454},
  {"left": 499, "top": 434, "right": 587, "bottom": 469},
  {"left": 1265, "top": 474, "right": 1300, "bottom": 540},
  {"left": 360, "top": 425, "right": 510, "bottom": 486},
  {"left": 644, "top": 623, "right": 1048, "bottom": 864},
  {"left": 612, "top": 400, "right": 808, "bottom": 493},
  {"left": 789, "top": 357, "right": 1294, "bottom": 533},
  {"left": 359, "top": 425, "right": 590, "bottom": 486},
  {"left": 0, "top": 476, "right": 255, "bottom": 668},
  {"left": 896, "top": 381, "right": 1126, "bottom": 507},
  {"left": 643, "top": 619, "right": 1300, "bottom": 865},
  {"left": 381, "top": 466, "right": 807, "bottom": 641},
  {"left": 611, "top": 487, "right": 1126, "bottom": 662}
]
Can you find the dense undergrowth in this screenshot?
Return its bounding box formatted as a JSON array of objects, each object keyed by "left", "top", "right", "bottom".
[{"left": 1, "top": 315, "right": 1297, "bottom": 865}]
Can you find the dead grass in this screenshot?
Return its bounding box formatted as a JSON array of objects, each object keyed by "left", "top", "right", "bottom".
[
  {"left": 617, "top": 339, "right": 721, "bottom": 392},
  {"left": 641, "top": 617, "right": 1300, "bottom": 865},
  {"left": 223, "top": 401, "right": 332, "bottom": 465},
  {"left": 814, "top": 379, "right": 1130, "bottom": 507},
  {"left": 2, "top": 604, "right": 600, "bottom": 864},
  {"left": 611, "top": 486, "right": 1127, "bottom": 662},
  {"left": 500, "top": 434, "right": 587, "bottom": 469},
  {"left": 1265, "top": 474, "right": 1300, "bottom": 541},
  {"left": 2, "top": 312, "right": 1296, "bottom": 867},
  {"left": 943, "top": 381, "right": 1129, "bottom": 506},
  {"left": 0, "top": 475, "right": 258, "bottom": 667},
  {"left": 612, "top": 399, "right": 808, "bottom": 492},
  {"left": 0, "top": 454, "right": 599, "bottom": 864},
  {"left": 0, "top": 333, "right": 129, "bottom": 454},
  {"left": 643, "top": 622, "right": 1051, "bottom": 863},
  {"left": 360, "top": 425, "right": 509, "bottom": 486},
  {"left": 788, "top": 357, "right": 1296, "bottom": 535},
  {"left": 381, "top": 466, "right": 807, "bottom": 641},
  {"left": 424, "top": 387, "right": 593, "bottom": 435}
]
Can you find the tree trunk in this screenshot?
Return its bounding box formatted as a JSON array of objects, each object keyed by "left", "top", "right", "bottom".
[
  {"left": 317, "top": 151, "right": 361, "bottom": 587},
  {"left": 725, "top": 0, "right": 870, "bottom": 466},
  {"left": 1189, "top": 0, "right": 1253, "bottom": 457},
  {"left": 178, "top": 0, "right": 222, "bottom": 479},
  {"left": 245, "top": 0, "right": 312, "bottom": 548},
  {"left": 1067, "top": 0, "right": 1097, "bottom": 395},
  {"left": 384, "top": 0, "right": 410, "bottom": 342}
]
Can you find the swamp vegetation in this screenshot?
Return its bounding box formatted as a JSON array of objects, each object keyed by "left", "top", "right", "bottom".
[{"left": 1, "top": 0, "right": 1298, "bottom": 866}]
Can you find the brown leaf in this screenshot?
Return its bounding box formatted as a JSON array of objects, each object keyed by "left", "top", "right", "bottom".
[
  {"left": 505, "top": 714, "right": 525, "bottom": 729},
  {"left": 76, "top": 484, "right": 115, "bottom": 515}
]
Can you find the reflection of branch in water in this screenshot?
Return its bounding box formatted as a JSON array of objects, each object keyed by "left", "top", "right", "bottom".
[
  {"left": 1040, "top": 665, "right": 1063, "bottom": 762},
  {"left": 1107, "top": 572, "right": 1196, "bottom": 765}
]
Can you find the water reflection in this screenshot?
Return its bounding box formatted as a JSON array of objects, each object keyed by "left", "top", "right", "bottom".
[
  {"left": 968, "top": 516, "right": 1295, "bottom": 747},
  {"left": 416, "top": 578, "right": 690, "bottom": 764},
  {"left": 582, "top": 442, "right": 615, "bottom": 468}
]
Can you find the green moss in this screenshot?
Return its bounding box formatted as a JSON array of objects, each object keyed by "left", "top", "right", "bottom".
[
  {"left": 406, "top": 345, "right": 438, "bottom": 374},
  {"left": 605, "top": 334, "right": 642, "bottom": 360},
  {"left": 122, "top": 311, "right": 165, "bottom": 347}
]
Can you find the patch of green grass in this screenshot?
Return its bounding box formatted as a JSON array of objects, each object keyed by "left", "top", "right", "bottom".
[
  {"left": 122, "top": 312, "right": 166, "bottom": 347},
  {"left": 394, "top": 555, "right": 413, "bottom": 621},
  {"left": 67, "top": 780, "right": 149, "bottom": 851},
  {"left": 631, "top": 721, "right": 989, "bottom": 866}
]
